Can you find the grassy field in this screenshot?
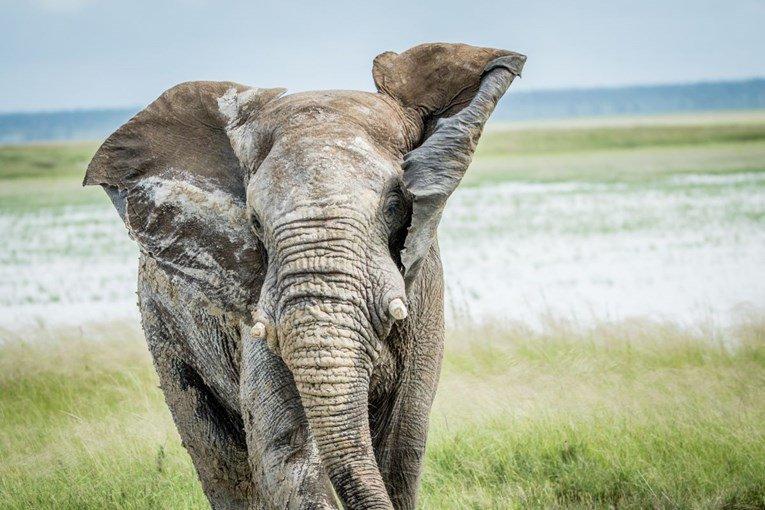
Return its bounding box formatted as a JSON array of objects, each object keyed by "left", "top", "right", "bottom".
[
  {"left": 1, "top": 317, "right": 764, "bottom": 509},
  {"left": 469, "top": 113, "right": 765, "bottom": 184},
  {"left": 1, "top": 111, "right": 764, "bottom": 508},
  {"left": 2, "top": 111, "right": 765, "bottom": 211}
]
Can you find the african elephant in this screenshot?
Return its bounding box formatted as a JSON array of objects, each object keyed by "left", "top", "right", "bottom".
[{"left": 84, "top": 42, "right": 524, "bottom": 509}]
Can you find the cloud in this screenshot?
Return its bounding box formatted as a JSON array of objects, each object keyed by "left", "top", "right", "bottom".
[
  {"left": 33, "top": 0, "right": 95, "bottom": 12},
  {"left": 31, "top": 0, "right": 208, "bottom": 12}
]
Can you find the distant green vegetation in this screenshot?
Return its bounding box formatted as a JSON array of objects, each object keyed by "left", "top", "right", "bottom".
[
  {"left": 0, "top": 179, "right": 108, "bottom": 213},
  {"left": 1, "top": 112, "right": 762, "bottom": 219},
  {"left": 0, "top": 142, "right": 98, "bottom": 180},
  {"left": 0, "top": 142, "right": 104, "bottom": 213},
  {"left": 2, "top": 113, "right": 765, "bottom": 188},
  {"left": 467, "top": 115, "right": 765, "bottom": 185},
  {"left": 466, "top": 141, "right": 765, "bottom": 185},
  {"left": 477, "top": 121, "right": 765, "bottom": 157},
  {"left": 1, "top": 318, "right": 763, "bottom": 509}
]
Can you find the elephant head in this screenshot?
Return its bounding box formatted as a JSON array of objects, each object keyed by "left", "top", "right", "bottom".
[{"left": 85, "top": 43, "right": 524, "bottom": 508}]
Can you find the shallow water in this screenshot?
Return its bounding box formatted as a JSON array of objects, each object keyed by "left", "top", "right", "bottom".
[{"left": 1, "top": 173, "right": 763, "bottom": 331}]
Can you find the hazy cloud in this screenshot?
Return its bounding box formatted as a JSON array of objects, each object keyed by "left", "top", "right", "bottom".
[
  {"left": 1, "top": 0, "right": 764, "bottom": 111},
  {"left": 32, "top": 0, "right": 95, "bottom": 12}
]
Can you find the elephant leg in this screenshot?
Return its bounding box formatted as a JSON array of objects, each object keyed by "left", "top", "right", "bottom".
[
  {"left": 141, "top": 302, "right": 253, "bottom": 510},
  {"left": 371, "top": 329, "right": 444, "bottom": 510},
  {"left": 239, "top": 332, "right": 338, "bottom": 509}
]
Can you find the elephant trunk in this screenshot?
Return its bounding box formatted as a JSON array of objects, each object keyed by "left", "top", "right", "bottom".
[
  {"left": 273, "top": 220, "right": 392, "bottom": 509},
  {"left": 283, "top": 330, "right": 389, "bottom": 508}
]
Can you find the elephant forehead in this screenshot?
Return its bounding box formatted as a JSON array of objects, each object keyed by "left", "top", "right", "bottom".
[
  {"left": 249, "top": 142, "right": 389, "bottom": 220},
  {"left": 266, "top": 90, "right": 413, "bottom": 152},
  {"left": 303, "top": 133, "right": 397, "bottom": 179}
]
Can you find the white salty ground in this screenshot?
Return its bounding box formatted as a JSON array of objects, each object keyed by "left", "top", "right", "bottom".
[
  {"left": 1, "top": 172, "right": 763, "bottom": 332},
  {"left": 441, "top": 172, "right": 765, "bottom": 328}
]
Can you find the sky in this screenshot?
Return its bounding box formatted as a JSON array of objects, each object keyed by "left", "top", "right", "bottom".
[{"left": 1, "top": 0, "right": 764, "bottom": 112}]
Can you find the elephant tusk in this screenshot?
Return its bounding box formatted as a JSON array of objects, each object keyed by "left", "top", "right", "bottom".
[
  {"left": 251, "top": 321, "right": 266, "bottom": 339},
  {"left": 389, "top": 298, "right": 408, "bottom": 321}
]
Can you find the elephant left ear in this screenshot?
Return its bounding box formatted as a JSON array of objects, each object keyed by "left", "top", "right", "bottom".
[
  {"left": 84, "top": 81, "right": 285, "bottom": 313},
  {"left": 373, "top": 43, "right": 525, "bottom": 288}
]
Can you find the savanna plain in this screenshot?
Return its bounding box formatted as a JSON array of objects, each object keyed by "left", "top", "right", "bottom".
[{"left": 1, "top": 111, "right": 764, "bottom": 509}]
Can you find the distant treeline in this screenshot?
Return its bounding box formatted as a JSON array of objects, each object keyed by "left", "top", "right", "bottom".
[
  {"left": 0, "top": 109, "right": 135, "bottom": 144},
  {"left": 2, "top": 78, "right": 764, "bottom": 143},
  {"left": 496, "top": 78, "right": 765, "bottom": 120}
]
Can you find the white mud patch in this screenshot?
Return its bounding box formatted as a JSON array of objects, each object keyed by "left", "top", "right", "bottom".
[
  {"left": 441, "top": 173, "right": 765, "bottom": 327},
  {"left": 0, "top": 205, "right": 139, "bottom": 330}
]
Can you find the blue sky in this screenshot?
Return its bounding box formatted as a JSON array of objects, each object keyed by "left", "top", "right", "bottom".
[{"left": 1, "top": 0, "right": 764, "bottom": 112}]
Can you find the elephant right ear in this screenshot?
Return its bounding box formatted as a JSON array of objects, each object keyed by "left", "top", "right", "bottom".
[
  {"left": 84, "top": 81, "right": 285, "bottom": 313},
  {"left": 373, "top": 44, "right": 525, "bottom": 288}
]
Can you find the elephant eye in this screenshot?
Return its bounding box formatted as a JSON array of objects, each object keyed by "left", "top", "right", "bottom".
[
  {"left": 383, "top": 187, "right": 410, "bottom": 244},
  {"left": 385, "top": 189, "right": 410, "bottom": 265},
  {"left": 386, "top": 198, "right": 400, "bottom": 217},
  {"left": 250, "top": 212, "right": 263, "bottom": 235},
  {"left": 384, "top": 191, "right": 404, "bottom": 224}
]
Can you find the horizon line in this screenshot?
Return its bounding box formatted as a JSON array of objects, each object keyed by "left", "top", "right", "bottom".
[{"left": 1, "top": 76, "right": 763, "bottom": 116}]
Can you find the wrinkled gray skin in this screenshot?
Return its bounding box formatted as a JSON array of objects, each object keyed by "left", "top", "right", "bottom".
[{"left": 84, "top": 43, "right": 524, "bottom": 509}]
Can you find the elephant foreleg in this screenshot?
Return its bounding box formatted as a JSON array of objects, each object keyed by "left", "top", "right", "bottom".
[
  {"left": 239, "top": 330, "right": 338, "bottom": 509},
  {"left": 141, "top": 300, "right": 253, "bottom": 510},
  {"left": 371, "top": 327, "right": 444, "bottom": 510}
]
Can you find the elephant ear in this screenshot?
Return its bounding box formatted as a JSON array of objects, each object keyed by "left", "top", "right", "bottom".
[
  {"left": 84, "top": 81, "right": 286, "bottom": 314},
  {"left": 373, "top": 43, "right": 526, "bottom": 287}
]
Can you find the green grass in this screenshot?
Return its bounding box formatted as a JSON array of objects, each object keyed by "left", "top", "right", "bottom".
[
  {"left": 0, "top": 178, "right": 108, "bottom": 213},
  {"left": 2, "top": 112, "right": 765, "bottom": 195},
  {"left": 476, "top": 122, "right": 765, "bottom": 157},
  {"left": 0, "top": 142, "right": 98, "bottom": 180},
  {"left": 425, "top": 319, "right": 765, "bottom": 509},
  {"left": 0, "top": 323, "right": 209, "bottom": 509},
  {"left": 465, "top": 140, "right": 765, "bottom": 185},
  {"left": 1, "top": 318, "right": 763, "bottom": 509},
  {"left": 0, "top": 142, "right": 105, "bottom": 213}
]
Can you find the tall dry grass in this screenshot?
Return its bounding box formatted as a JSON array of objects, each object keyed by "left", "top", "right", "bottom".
[{"left": 1, "top": 315, "right": 763, "bottom": 508}]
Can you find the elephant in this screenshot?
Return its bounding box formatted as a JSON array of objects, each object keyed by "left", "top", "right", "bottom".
[{"left": 83, "top": 42, "right": 525, "bottom": 509}]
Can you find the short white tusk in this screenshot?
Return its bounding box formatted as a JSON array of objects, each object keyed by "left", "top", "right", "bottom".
[
  {"left": 251, "top": 321, "right": 266, "bottom": 339},
  {"left": 388, "top": 298, "right": 408, "bottom": 321}
]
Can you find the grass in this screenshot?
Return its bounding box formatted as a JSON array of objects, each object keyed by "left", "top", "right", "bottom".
[
  {"left": 0, "top": 142, "right": 98, "bottom": 181},
  {"left": 0, "top": 322, "right": 208, "bottom": 509},
  {"left": 2, "top": 111, "right": 765, "bottom": 194},
  {"left": 426, "top": 318, "right": 765, "bottom": 509},
  {"left": 469, "top": 115, "right": 765, "bottom": 185},
  {"left": 465, "top": 141, "right": 765, "bottom": 185},
  {"left": 477, "top": 121, "right": 765, "bottom": 157},
  {"left": 0, "top": 142, "right": 103, "bottom": 213},
  {"left": 1, "top": 317, "right": 763, "bottom": 509},
  {"left": 0, "top": 178, "right": 107, "bottom": 212}
]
